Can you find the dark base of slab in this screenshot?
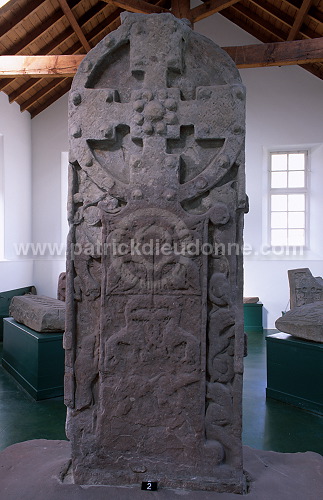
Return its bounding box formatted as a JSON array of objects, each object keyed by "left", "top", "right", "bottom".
[{"left": 0, "top": 440, "right": 323, "bottom": 500}]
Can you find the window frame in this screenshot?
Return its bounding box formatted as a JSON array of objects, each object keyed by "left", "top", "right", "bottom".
[{"left": 268, "top": 149, "right": 309, "bottom": 249}]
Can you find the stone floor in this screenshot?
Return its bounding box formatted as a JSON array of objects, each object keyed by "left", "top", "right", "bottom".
[{"left": 0, "top": 330, "right": 323, "bottom": 454}]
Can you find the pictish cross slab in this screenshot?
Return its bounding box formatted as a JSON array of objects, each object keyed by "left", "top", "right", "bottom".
[
  {"left": 67, "top": 12, "right": 247, "bottom": 492},
  {"left": 70, "top": 18, "right": 245, "bottom": 204}
]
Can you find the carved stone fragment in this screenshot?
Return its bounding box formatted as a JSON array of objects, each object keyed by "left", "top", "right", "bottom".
[
  {"left": 275, "top": 301, "right": 323, "bottom": 343},
  {"left": 57, "top": 272, "right": 66, "bottom": 301},
  {"left": 288, "top": 268, "right": 323, "bottom": 309},
  {"left": 66, "top": 12, "right": 247, "bottom": 493},
  {"left": 9, "top": 295, "right": 65, "bottom": 332},
  {"left": 243, "top": 297, "right": 259, "bottom": 304}
]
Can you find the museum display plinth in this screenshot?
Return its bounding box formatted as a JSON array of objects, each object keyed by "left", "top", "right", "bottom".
[
  {"left": 244, "top": 303, "right": 263, "bottom": 333},
  {"left": 266, "top": 332, "right": 323, "bottom": 415},
  {"left": 2, "top": 318, "right": 64, "bottom": 400}
]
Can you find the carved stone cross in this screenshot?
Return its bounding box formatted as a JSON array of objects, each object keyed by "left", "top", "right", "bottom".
[{"left": 66, "top": 12, "right": 247, "bottom": 494}]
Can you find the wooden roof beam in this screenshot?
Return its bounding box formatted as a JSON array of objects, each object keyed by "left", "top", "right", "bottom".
[
  {"left": 2, "top": 37, "right": 323, "bottom": 79},
  {"left": 287, "top": 0, "right": 314, "bottom": 41},
  {"left": 0, "top": 55, "right": 85, "bottom": 77},
  {"left": 1, "top": 0, "right": 82, "bottom": 56},
  {"left": 57, "top": 0, "right": 91, "bottom": 52},
  {"left": 0, "top": 0, "right": 44, "bottom": 39},
  {"left": 248, "top": 0, "right": 320, "bottom": 39},
  {"left": 7, "top": 1, "right": 110, "bottom": 102},
  {"left": 224, "top": 37, "right": 323, "bottom": 68},
  {"left": 171, "top": 0, "right": 191, "bottom": 20},
  {"left": 282, "top": 0, "right": 323, "bottom": 25},
  {"left": 0, "top": 0, "right": 23, "bottom": 16},
  {"left": 191, "top": 0, "right": 241, "bottom": 23},
  {"left": 104, "top": 0, "right": 169, "bottom": 14},
  {"left": 221, "top": 5, "right": 323, "bottom": 81},
  {"left": 0, "top": 78, "right": 14, "bottom": 91},
  {"left": 30, "top": 79, "right": 73, "bottom": 119},
  {"left": 20, "top": 78, "right": 66, "bottom": 112},
  {"left": 230, "top": 3, "right": 286, "bottom": 41},
  {"left": 248, "top": 0, "right": 295, "bottom": 28},
  {"left": 16, "top": 7, "right": 123, "bottom": 112},
  {"left": 4, "top": 2, "right": 114, "bottom": 102}
]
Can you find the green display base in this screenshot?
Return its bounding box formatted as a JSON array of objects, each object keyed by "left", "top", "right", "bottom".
[
  {"left": 266, "top": 333, "right": 323, "bottom": 415},
  {"left": 2, "top": 318, "right": 64, "bottom": 400},
  {"left": 244, "top": 303, "right": 263, "bottom": 333}
]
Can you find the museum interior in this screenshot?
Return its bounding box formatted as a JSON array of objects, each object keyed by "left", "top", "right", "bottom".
[{"left": 0, "top": 0, "right": 323, "bottom": 496}]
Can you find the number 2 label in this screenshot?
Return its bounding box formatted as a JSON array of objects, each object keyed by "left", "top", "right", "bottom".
[{"left": 141, "top": 481, "right": 158, "bottom": 491}]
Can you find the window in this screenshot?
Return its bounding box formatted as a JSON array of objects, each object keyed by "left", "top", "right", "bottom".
[{"left": 269, "top": 151, "right": 308, "bottom": 247}]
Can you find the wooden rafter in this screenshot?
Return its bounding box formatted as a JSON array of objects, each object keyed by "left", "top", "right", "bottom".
[
  {"left": 31, "top": 79, "right": 73, "bottom": 118},
  {"left": 0, "top": 55, "right": 84, "bottom": 77},
  {"left": 230, "top": 3, "right": 286, "bottom": 41},
  {"left": 19, "top": 7, "right": 123, "bottom": 113},
  {"left": 57, "top": 0, "right": 91, "bottom": 52},
  {"left": 20, "top": 78, "right": 66, "bottom": 112},
  {"left": 228, "top": 0, "right": 317, "bottom": 40},
  {"left": 0, "top": 0, "right": 44, "bottom": 39},
  {"left": 7, "top": 1, "right": 109, "bottom": 102},
  {"left": 224, "top": 37, "right": 323, "bottom": 68},
  {"left": 2, "top": 37, "right": 323, "bottom": 79},
  {"left": 0, "top": 0, "right": 22, "bottom": 16},
  {"left": 171, "top": 0, "right": 191, "bottom": 20},
  {"left": 191, "top": 0, "right": 241, "bottom": 23},
  {"left": 249, "top": 0, "right": 296, "bottom": 28},
  {"left": 0, "top": 0, "right": 322, "bottom": 117},
  {"left": 287, "top": 0, "right": 314, "bottom": 41},
  {"left": 282, "top": 0, "right": 323, "bottom": 24},
  {"left": 0, "top": 78, "right": 13, "bottom": 91},
  {"left": 221, "top": 5, "right": 323, "bottom": 80},
  {"left": 104, "top": 0, "right": 169, "bottom": 15},
  {"left": 2, "top": 0, "right": 81, "bottom": 56}
]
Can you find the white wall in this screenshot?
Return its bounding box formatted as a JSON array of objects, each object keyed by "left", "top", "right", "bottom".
[
  {"left": 0, "top": 92, "right": 33, "bottom": 291},
  {"left": 31, "top": 94, "right": 68, "bottom": 297},
  {"left": 196, "top": 14, "right": 323, "bottom": 327},
  {"left": 23, "top": 13, "right": 323, "bottom": 325}
]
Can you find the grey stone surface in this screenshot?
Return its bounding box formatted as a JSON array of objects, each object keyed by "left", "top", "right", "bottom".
[
  {"left": 58, "top": 272, "right": 66, "bottom": 301},
  {"left": 1, "top": 440, "right": 323, "bottom": 500},
  {"left": 288, "top": 268, "right": 323, "bottom": 309},
  {"left": 66, "top": 12, "right": 246, "bottom": 492},
  {"left": 9, "top": 295, "right": 65, "bottom": 332},
  {"left": 243, "top": 297, "right": 259, "bottom": 304},
  {"left": 275, "top": 301, "right": 323, "bottom": 343}
]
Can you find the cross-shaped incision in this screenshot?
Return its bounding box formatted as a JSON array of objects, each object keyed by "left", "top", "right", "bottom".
[{"left": 70, "top": 17, "right": 245, "bottom": 205}]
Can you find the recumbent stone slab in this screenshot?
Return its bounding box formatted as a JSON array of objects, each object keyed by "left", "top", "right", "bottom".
[
  {"left": 9, "top": 295, "right": 65, "bottom": 333},
  {"left": 66, "top": 12, "right": 247, "bottom": 493},
  {"left": 275, "top": 301, "right": 323, "bottom": 343}
]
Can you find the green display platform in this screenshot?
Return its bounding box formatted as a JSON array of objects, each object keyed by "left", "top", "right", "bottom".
[
  {"left": 0, "top": 286, "right": 35, "bottom": 341},
  {"left": 244, "top": 303, "right": 263, "bottom": 333},
  {"left": 2, "top": 318, "right": 64, "bottom": 400},
  {"left": 266, "top": 333, "right": 323, "bottom": 415}
]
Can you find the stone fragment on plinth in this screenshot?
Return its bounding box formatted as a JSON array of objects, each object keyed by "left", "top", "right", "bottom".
[
  {"left": 288, "top": 267, "right": 323, "bottom": 309},
  {"left": 9, "top": 295, "right": 65, "bottom": 332},
  {"left": 275, "top": 301, "right": 323, "bottom": 343},
  {"left": 66, "top": 12, "right": 247, "bottom": 493}
]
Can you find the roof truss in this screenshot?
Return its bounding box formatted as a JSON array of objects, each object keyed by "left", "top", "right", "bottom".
[
  {"left": 2, "top": 37, "right": 322, "bottom": 77},
  {"left": 0, "top": 0, "right": 322, "bottom": 117}
]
